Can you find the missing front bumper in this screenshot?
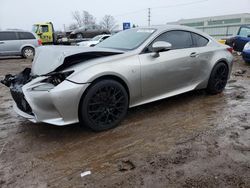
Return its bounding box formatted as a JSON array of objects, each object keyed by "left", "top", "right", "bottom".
[{"left": 1, "top": 68, "right": 90, "bottom": 126}]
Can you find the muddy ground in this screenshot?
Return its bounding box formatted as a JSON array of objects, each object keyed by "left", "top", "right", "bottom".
[{"left": 0, "top": 55, "right": 249, "bottom": 188}]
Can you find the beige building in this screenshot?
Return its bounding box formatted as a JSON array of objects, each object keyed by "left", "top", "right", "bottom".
[{"left": 168, "top": 13, "right": 250, "bottom": 39}]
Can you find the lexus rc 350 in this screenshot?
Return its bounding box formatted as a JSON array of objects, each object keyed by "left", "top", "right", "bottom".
[{"left": 1, "top": 25, "right": 233, "bottom": 131}]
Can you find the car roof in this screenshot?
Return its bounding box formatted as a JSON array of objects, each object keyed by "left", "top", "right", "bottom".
[
  {"left": 135, "top": 24, "right": 200, "bottom": 32},
  {"left": 131, "top": 24, "right": 214, "bottom": 40}
]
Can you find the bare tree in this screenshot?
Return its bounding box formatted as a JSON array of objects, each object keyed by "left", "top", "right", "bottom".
[
  {"left": 72, "top": 11, "right": 83, "bottom": 27},
  {"left": 68, "top": 23, "right": 78, "bottom": 30},
  {"left": 100, "top": 15, "right": 118, "bottom": 31},
  {"left": 82, "top": 11, "right": 96, "bottom": 26},
  {"left": 72, "top": 10, "right": 96, "bottom": 28}
]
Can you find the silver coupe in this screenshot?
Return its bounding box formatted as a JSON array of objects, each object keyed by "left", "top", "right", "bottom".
[{"left": 1, "top": 25, "right": 233, "bottom": 131}]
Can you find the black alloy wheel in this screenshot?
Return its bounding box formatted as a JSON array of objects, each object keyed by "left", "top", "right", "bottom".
[
  {"left": 80, "top": 79, "right": 128, "bottom": 131},
  {"left": 207, "top": 62, "right": 229, "bottom": 94}
]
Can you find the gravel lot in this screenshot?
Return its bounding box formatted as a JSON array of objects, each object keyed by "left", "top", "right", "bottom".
[{"left": 0, "top": 55, "right": 249, "bottom": 188}]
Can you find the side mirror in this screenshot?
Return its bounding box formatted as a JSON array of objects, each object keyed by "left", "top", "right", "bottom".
[{"left": 151, "top": 41, "right": 172, "bottom": 57}]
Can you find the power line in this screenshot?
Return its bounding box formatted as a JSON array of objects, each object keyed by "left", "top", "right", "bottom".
[
  {"left": 114, "top": 0, "right": 208, "bottom": 17},
  {"left": 151, "top": 0, "right": 208, "bottom": 10},
  {"left": 114, "top": 9, "right": 147, "bottom": 17}
]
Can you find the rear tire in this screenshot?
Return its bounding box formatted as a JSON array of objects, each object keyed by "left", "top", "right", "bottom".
[
  {"left": 79, "top": 80, "right": 129, "bottom": 132},
  {"left": 22, "top": 47, "right": 35, "bottom": 58},
  {"left": 206, "top": 62, "right": 229, "bottom": 94}
]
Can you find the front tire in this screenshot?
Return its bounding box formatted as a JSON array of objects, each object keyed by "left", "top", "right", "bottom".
[
  {"left": 207, "top": 62, "right": 229, "bottom": 94},
  {"left": 79, "top": 80, "right": 129, "bottom": 131},
  {"left": 22, "top": 47, "right": 35, "bottom": 58}
]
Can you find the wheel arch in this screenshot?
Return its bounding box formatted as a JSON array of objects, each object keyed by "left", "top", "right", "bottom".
[
  {"left": 21, "top": 45, "right": 36, "bottom": 58},
  {"left": 210, "top": 58, "right": 231, "bottom": 80},
  {"left": 20, "top": 44, "right": 35, "bottom": 52},
  {"left": 77, "top": 74, "right": 130, "bottom": 121},
  {"left": 213, "top": 58, "right": 230, "bottom": 70},
  {"left": 195, "top": 58, "right": 231, "bottom": 90}
]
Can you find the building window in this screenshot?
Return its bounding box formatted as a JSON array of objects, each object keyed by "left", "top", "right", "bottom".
[
  {"left": 208, "top": 18, "right": 241, "bottom": 25},
  {"left": 182, "top": 22, "right": 204, "bottom": 27},
  {"left": 245, "top": 18, "right": 250, "bottom": 23}
]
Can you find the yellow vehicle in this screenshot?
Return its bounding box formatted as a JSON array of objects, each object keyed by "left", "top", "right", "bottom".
[
  {"left": 32, "top": 22, "right": 56, "bottom": 44},
  {"left": 218, "top": 39, "right": 226, "bottom": 44}
]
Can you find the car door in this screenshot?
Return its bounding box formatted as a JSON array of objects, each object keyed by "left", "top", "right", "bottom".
[
  {"left": 38, "top": 25, "right": 52, "bottom": 43},
  {"left": 84, "top": 26, "right": 96, "bottom": 38},
  {"left": 139, "top": 30, "right": 199, "bottom": 101},
  {"left": 190, "top": 32, "right": 211, "bottom": 85},
  {"left": 18, "top": 32, "right": 37, "bottom": 47},
  {"left": 0, "top": 31, "right": 20, "bottom": 55}
]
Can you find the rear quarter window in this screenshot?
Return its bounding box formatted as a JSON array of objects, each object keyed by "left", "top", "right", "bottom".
[
  {"left": 18, "top": 32, "right": 36, "bottom": 40},
  {"left": 192, "top": 33, "right": 209, "bottom": 47},
  {"left": 0, "top": 32, "right": 18, "bottom": 41}
]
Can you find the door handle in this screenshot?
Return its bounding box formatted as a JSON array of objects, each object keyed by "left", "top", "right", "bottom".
[
  {"left": 0, "top": 42, "right": 4, "bottom": 44},
  {"left": 190, "top": 52, "right": 199, "bottom": 58}
]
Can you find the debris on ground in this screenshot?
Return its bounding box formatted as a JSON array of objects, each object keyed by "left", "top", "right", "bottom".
[
  {"left": 233, "top": 69, "right": 247, "bottom": 76},
  {"left": 80, "top": 171, "right": 91, "bottom": 178},
  {"left": 118, "top": 160, "right": 136, "bottom": 172}
]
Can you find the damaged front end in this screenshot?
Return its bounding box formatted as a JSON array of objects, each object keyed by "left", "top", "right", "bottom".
[
  {"left": 1, "top": 68, "right": 33, "bottom": 115},
  {"left": 1, "top": 46, "right": 124, "bottom": 125},
  {"left": 1, "top": 66, "right": 88, "bottom": 126}
]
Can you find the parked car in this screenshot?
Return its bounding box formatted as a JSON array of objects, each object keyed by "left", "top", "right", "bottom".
[
  {"left": 0, "top": 30, "right": 42, "bottom": 58},
  {"left": 70, "top": 25, "right": 110, "bottom": 39},
  {"left": 242, "top": 42, "right": 250, "bottom": 63},
  {"left": 225, "top": 26, "right": 250, "bottom": 52},
  {"left": 1, "top": 25, "right": 233, "bottom": 131},
  {"left": 77, "top": 34, "right": 111, "bottom": 47}
]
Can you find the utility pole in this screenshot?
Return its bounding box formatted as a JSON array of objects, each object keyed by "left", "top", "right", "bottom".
[
  {"left": 148, "top": 8, "right": 151, "bottom": 27},
  {"left": 63, "top": 24, "right": 66, "bottom": 32}
]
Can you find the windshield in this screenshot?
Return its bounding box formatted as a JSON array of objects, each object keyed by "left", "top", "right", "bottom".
[
  {"left": 91, "top": 35, "right": 103, "bottom": 41},
  {"left": 32, "top": 25, "right": 39, "bottom": 33},
  {"left": 96, "top": 28, "right": 156, "bottom": 50},
  {"left": 238, "top": 27, "right": 250, "bottom": 37}
]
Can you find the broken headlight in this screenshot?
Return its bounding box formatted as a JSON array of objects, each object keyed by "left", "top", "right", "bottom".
[{"left": 42, "top": 70, "right": 74, "bottom": 86}]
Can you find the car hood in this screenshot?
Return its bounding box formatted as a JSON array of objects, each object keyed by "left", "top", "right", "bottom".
[{"left": 32, "top": 46, "right": 124, "bottom": 75}]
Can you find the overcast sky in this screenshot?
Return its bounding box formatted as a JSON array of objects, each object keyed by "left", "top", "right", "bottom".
[{"left": 0, "top": 0, "right": 249, "bottom": 31}]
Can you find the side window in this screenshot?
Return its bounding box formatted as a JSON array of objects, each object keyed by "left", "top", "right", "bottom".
[
  {"left": 192, "top": 33, "right": 209, "bottom": 47},
  {"left": 152, "top": 30, "right": 193, "bottom": 50},
  {"left": 41, "top": 25, "right": 49, "bottom": 33},
  {"left": 18, "top": 32, "right": 36, "bottom": 40},
  {"left": 0, "top": 32, "right": 18, "bottom": 41}
]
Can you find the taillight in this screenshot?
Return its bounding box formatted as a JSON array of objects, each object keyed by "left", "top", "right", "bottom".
[
  {"left": 227, "top": 47, "right": 233, "bottom": 54},
  {"left": 38, "top": 39, "right": 42, "bottom": 46}
]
